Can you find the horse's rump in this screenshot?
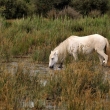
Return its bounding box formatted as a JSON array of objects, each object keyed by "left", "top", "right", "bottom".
[{"left": 105, "top": 38, "right": 110, "bottom": 66}]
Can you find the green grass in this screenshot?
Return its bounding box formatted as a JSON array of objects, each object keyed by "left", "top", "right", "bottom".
[
  {"left": 0, "top": 15, "right": 110, "bottom": 109},
  {"left": 0, "top": 15, "right": 110, "bottom": 62}
]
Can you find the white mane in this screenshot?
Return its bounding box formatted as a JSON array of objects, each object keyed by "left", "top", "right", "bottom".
[{"left": 53, "top": 39, "right": 69, "bottom": 63}]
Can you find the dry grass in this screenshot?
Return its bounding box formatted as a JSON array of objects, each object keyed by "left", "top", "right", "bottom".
[
  {"left": 0, "top": 59, "right": 110, "bottom": 110},
  {"left": 47, "top": 61, "right": 110, "bottom": 110}
]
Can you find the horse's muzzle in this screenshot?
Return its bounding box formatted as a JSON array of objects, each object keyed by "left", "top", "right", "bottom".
[{"left": 49, "top": 65, "right": 54, "bottom": 69}]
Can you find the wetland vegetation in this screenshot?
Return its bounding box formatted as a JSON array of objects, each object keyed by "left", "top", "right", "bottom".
[
  {"left": 0, "top": 15, "right": 110, "bottom": 62},
  {"left": 0, "top": 14, "right": 110, "bottom": 109}
]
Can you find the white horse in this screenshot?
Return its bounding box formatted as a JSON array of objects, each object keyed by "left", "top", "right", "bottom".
[{"left": 49, "top": 34, "right": 110, "bottom": 69}]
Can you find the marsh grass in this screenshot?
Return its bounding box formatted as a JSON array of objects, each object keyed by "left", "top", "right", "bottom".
[
  {"left": 0, "top": 58, "right": 110, "bottom": 109},
  {"left": 0, "top": 15, "right": 110, "bottom": 109},
  {"left": 0, "top": 15, "right": 110, "bottom": 62},
  {"left": 0, "top": 63, "right": 46, "bottom": 109},
  {"left": 46, "top": 61, "right": 110, "bottom": 110}
]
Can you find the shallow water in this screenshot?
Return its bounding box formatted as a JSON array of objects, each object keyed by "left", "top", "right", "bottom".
[
  {"left": 1, "top": 61, "right": 48, "bottom": 75},
  {"left": 0, "top": 58, "right": 61, "bottom": 110}
]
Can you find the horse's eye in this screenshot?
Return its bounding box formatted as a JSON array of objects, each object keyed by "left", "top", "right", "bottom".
[{"left": 52, "top": 58, "right": 54, "bottom": 60}]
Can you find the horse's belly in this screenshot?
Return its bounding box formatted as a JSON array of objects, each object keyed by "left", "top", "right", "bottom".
[{"left": 82, "top": 46, "right": 94, "bottom": 54}]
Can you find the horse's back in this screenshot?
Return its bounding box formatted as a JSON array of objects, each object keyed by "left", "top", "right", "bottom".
[
  {"left": 68, "top": 34, "right": 106, "bottom": 44},
  {"left": 87, "top": 34, "right": 105, "bottom": 41},
  {"left": 67, "top": 34, "right": 107, "bottom": 54}
]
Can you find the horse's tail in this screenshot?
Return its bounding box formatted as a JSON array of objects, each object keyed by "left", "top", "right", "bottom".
[{"left": 105, "top": 38, "right": 110, "bottom": 66}]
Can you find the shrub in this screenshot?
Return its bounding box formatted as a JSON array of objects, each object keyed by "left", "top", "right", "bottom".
[
  {"left": 58, "top": 6, "right": 81, "bottom": 19},
  {"left": 0, "top": 0, "right": 34, "bottom": 19},
  {"left": 71, "top": 0, "right": 109, "bottom": 16},
  {"left": 89, "top": 10, "right": 101, "bottom": 18}
]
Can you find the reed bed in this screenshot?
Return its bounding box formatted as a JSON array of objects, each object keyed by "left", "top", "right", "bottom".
[
  {"left": 0, "top": 62, "right": 47, "bottom": 109},
  {"left": 0, "top": 15, "right": 110, "bottom": 109},
  {"left": 0, "top": 60, "right": 110, "bottom": 110},
  {"left": 0, "top": 15, "right": 110, "bottom": 62},
  {"left": 47, "top": 62, "right": 110, "bottom": 110}
]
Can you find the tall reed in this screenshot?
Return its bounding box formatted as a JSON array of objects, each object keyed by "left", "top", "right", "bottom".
[{"left": 0, "top": 15, "right": 110, "bottom": 62}]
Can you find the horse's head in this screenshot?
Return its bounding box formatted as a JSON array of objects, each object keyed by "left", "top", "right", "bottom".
[{"left": 49, "top": 50, "right": 58, "bottom": 69}]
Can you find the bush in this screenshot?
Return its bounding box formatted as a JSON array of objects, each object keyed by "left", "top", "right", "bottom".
[
  {"left": 0, "top": 0, "right": 110, "bottom": 18},
  {"left": 71, "top": 0, "right": 109, "bottom": 16},
  {"left": 58, "top": 6, "right": 81, "bottom": 19},
  {"left": 0, "top": 0, "right": 34, "bottom": 19},
  {"left": 89, "top": 10, "right": 101, "bottom": 18}
]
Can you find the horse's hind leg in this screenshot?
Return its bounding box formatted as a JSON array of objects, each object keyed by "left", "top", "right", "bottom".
[
  {"left": 97, "top": 50, "right": 108, "bottom": 65},
  {"left": 98, "top": 54, "right": 104, "bottom": 65}
]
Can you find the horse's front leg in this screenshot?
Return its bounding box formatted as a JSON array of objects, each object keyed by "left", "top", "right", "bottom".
[
  {"left": 73, "top": 52, "right": 78, "bottom": 61},
  {"left": 58, "top": 63, "right": 63, "bottom": 68}
]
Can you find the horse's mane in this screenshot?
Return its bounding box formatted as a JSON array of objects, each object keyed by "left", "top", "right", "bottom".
[{"left": 54, "top": 39, "right": 69, "bottom": 62}]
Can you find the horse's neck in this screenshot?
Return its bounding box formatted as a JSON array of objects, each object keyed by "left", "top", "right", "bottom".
[{"left": 57, "top": 40, "right": 68, "bottom": 62}]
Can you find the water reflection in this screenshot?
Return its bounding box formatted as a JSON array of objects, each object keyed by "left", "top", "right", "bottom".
[{"left": 1, "top": 61, "right": 49, "bottom": 75}]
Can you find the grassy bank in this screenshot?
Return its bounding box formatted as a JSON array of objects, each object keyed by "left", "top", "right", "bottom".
[
  {"left": 0, "top": 61, "right": 110, "bottom": 109},
  {"left": 0, "top": 15, "right": 110, "bottom": 62}
]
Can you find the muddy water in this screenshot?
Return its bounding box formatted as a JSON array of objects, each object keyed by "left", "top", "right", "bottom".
[
  {"left": 1, "top": 59, "right": 49, "bottom": 75},
  {"left": 0, "top": 58, "right": 60, "bottom": 110}
]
